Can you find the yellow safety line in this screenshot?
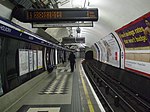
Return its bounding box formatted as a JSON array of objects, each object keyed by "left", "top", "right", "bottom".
[{"left": 79, "top": 66, "right": 95, "bottom": 112}]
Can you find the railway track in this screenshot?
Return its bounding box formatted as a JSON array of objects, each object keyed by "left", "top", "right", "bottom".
[{"left": 82, "top": 60, "right": 150, "bottom": 112}]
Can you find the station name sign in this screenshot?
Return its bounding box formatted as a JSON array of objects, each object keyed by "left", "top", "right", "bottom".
[{"left": 13, "top": 8, "right": 98, "bottom": 22}]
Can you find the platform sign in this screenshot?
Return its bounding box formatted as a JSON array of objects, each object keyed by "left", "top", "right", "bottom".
[
  {"left": 19, "top": 49, "right": 29, "bottom": 76},
  {"left": 13, "top": 8, "right": 98, "bottom": 22},
  {"left": 62, "top": 37, "right": 85, "bottom": 43}
]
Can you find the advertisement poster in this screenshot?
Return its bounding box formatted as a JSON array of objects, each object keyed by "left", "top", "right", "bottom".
[
  {"left": 33, "top": 50, "right": 37, "bottom": 70},
  {"left": 0, "top": 73, "right": 3, "bottom": 96},
  {"left": 97, "top": 41, "right": 107, "bottom": 62},
  {"left": 94, "top": 43, "right": 101, "bottom": 61},
  {"left": 115, "top": 12, "right": 150, "bottom": 77},
  {"left": 38, "top": 50, "right": 43, "bottom": 69},
  {"left": 116, "top": 12, "right": 150, "bottom": 49},
  {"left": 29, "top": 50, "right": 33, "bottom": 72},
  {"left": 97, "top": 34, "right": 120, "bottom": 67},
  {"left": 19, "top": 49, "right": 29, "bottom": 76}
]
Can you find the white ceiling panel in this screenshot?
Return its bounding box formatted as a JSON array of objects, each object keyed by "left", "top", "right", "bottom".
[{"left": 46, "top": 0, "right": 150, "bottom": 47}]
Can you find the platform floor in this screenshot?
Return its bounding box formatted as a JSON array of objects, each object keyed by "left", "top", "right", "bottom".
[{"left": 4, "top": 59, "right": 102, "bottom": 112}]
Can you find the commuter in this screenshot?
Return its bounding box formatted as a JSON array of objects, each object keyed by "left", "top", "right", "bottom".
[{"left": 68, "top": 52, "right": 76, "bottom": 72}]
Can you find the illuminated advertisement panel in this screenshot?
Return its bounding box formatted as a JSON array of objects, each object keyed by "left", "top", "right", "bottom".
[
  {"left": 38, "top": 50, "right": 43, "bottom": 69},
  {"left": 29, "top": 50, "right": 33, "bottom": 72},
  {"left": 19, "top": 49, "right": 29, "bottom": 76},
  {"left": 97, "top": 34, "right": 120, "bottom": 67},
  {"left": 33, "top": 50, "right": 37, "bottom": 70}
]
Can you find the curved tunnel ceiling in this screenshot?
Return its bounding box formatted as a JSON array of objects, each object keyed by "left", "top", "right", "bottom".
[{"left": 46, "top": 0, "right": 150, "bottom": 47}]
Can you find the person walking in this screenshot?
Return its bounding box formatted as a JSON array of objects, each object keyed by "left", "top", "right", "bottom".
[{"left": 68, "top": 52, "right": 76, "bottom": 72}]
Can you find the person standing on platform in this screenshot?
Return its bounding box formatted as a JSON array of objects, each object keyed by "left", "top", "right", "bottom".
[{"left": 68, "top": 52, "right": 76, "bottom": 72}]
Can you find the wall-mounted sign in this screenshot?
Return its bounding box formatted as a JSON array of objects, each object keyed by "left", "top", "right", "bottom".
[
  {"left": 13, "top": 8, "right": 98, "bottom": 22},
  {"left": 62, "top": 37, "right": 85, "bottom": 44}
]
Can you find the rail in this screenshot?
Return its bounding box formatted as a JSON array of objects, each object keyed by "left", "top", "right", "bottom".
[{"left": 82, "top": 60, "right": 150, "bottom": 112}]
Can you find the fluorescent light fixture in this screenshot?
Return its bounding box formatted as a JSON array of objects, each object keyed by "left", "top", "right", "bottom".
[
  {"left": 71, "top": 0, "right": 84, "bottom": 7},
  {"left": 32, "top": 21, "right": 93, "bottom": 28}
]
